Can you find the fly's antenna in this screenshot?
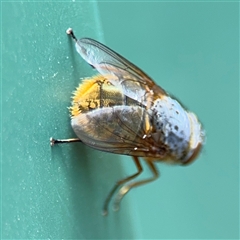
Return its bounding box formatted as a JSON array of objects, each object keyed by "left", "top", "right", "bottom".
[{"left": 66, "top": 28, "right": 77, "bottom": 42}]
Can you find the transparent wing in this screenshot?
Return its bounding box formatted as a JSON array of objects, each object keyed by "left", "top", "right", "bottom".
[{"left": 75, "top": 38, "right": 166, "bottom": 105}]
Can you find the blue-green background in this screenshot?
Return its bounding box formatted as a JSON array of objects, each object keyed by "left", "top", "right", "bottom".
[{"left": 2, "top": 1, "right": 239, "bottom": 239}]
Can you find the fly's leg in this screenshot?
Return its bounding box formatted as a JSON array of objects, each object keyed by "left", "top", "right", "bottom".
[
  {"left": 113, "top": 160, "right": 159, "bottom": 211},
  {"left": 66, "top": 28, "right": 78, "bottom": 42},
  {"left": 102, "top": 156, "right": 143, "bottom": 216},
  {"left": 50, "top": 137, "right": 82, "bottom": 146}
]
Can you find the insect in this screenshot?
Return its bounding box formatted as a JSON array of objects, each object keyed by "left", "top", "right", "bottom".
[{"left": 51, "top": 28, "right": 204, "bottom": 215}]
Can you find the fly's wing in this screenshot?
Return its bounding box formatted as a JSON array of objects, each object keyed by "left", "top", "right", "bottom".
[{"left": 75, "top": 38, "right": 166, "bottom": 105}]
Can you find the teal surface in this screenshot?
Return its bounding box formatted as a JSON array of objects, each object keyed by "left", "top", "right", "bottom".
[
  {"left": 2, "top": 2, "right": 139, "bottom": 239},
  {"left": 2, "top": 1, "right": 239, "bottom": 240}
]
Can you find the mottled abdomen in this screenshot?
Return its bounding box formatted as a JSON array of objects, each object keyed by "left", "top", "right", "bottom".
[{"left": 150, "top": 96, "right": 202, "bottom": 163}]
